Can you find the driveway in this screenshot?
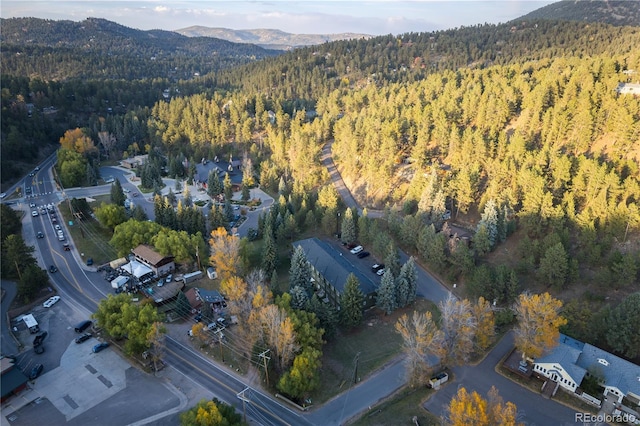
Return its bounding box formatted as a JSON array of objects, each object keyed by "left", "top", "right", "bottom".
[{"left": 424, "top": 332, "right": 579, "bottom": 426}]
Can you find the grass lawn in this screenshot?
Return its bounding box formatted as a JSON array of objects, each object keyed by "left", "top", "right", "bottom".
[
  {"left": 58, "top": 201, "right": 118, "bottom": 265},
  {"left": 349, "top": 386, "right": 440, "bottom": 426},
  {"left": 314, "top": 298, "right": 439, "bottom": 404}
]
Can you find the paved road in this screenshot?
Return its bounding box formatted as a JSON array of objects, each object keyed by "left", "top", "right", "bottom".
[
  {"left": 1, "top": 280, "right": 20, "bottom": 357},
  {"left": 424, "top": 332, "right": 578, "bottom": 426}
]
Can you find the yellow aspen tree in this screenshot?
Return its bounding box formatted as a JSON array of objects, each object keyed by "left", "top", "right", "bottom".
[
  {"left": 209, "top": 227, "right": 240, "bottom": 281},
  {"left": 437, "top": 294, "right": 477, "bottom": 366},
  {"left": 446, "top": 386, "right": 523, "bottom": 426},
  {"left": 474, "top": 297, "right": 495, "bottom": 351},
  {"left": 513, "top": 292, "right": 567, "bottom": 361}
]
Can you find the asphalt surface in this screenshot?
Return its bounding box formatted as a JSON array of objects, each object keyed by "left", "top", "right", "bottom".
[{"left": 424, "top": 332, "right": 579, "bottom": 426}]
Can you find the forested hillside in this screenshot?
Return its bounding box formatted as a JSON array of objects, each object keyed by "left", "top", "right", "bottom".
[
  {"left": 519, "top": 0, "right": 640, "bottom": 27},
  {"left": 1, "top": 10, "right": 640, "bottom": 360},
  {"left": 0, "top": 17, "right": 280, "bottom": 81}
]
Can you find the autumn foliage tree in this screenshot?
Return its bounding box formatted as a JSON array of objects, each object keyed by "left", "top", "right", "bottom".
[
  {"left": 395, "top": 311, "right": 443, "bottom": 387},
  {"left": 473, "top": 297, "right": 495, "bottom": 351},
  {"left": 445, "top": 386, "right": 522, "bottom": 426},
  {"left": 513, "top": 292, "right": 567, "bottom": 361},
  {"left": 209, "top": 227, "right": 241, "bottom": 281},
  {"left": 437, "top": 294, "right": 477, "bottom": 366},
  {"left": 180, "top": 398, "right": 245, "bottom": 426}
]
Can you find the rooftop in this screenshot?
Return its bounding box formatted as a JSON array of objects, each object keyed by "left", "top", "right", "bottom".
[
  {"left": 293, "top": 237, "right": 377, "bottom": 295},
  {"left": 132, "top": 244, "right": 174, "bottom": 266}
]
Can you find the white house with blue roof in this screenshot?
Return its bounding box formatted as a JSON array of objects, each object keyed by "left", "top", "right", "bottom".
[{"left": 533, "top": 334, "right": 640, "bottom": 405}]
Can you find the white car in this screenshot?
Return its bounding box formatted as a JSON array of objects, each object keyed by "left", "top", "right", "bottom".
[
  {"left": 55, "top": 225, "right": 61, "bottom": 231},
  {"left": 350, "top": 245, "right": 364, "bottom": 255},
  {"left": 0, "top": 193, "right": 6, "bottom": 199},
  {"left": 43, "top": 296, "right": 61, "bottom": 308},
  {"left": 32, "top": 210, "right": 38, "bottom": 217}
]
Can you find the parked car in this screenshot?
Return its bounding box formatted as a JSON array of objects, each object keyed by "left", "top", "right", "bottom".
[
  {"left": 29, "top": 364, "right": 44, "bottom": 380},
  {"left": 32, "top": 210, "right": 38, "bottom": 217},
  {"left": 63, "top": 242, "right": 71, "bottom": 251},
  {"left": 165, "top": 274, "right": 173, "bottom": 283},
  {"left": 376, "top": 268, "right": 386, "bottom": 276},
  {"left": 371, "top": 263, "right": 385, "bottom": 272},
  {"left": 86, "top": 258, "right": 93, "bottom": 266},
  {"left": 92, "top": 342, "right": 109, "bottom": 353},
  {"left": 29, "top": 202, "right": 36, "bottom": 208},
  {"left": 43, "top": 295, "right": 60, "bottom": 308},
  {"left": 74, "top": 320, "right": 92, "bottom": 333},
  {"left": 357, "top": 251, "right": 370, "bottom": 259},
  {"left": 36, "top": 232, "right": 44, "bottom": 239},
  {"left": 49, "top": 265, "right": 58, "bottom": 273},
  {"left": 75, "top": 333, "right": 92, "bottom": 344},
  {"left": 350, "top": 245, "right": 364, "bottom": 255},
  {"left": 54, "top": 225, "right": 61, "bottom": 231}
]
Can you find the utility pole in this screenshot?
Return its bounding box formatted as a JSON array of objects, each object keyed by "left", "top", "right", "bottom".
[
  {"left": 217, "top": 327, "right": 225, "bottom": 362},
  {"left": 353, "top": 351, "right": 361, "bottom": 385},
  {"left": 258, "top": 349, "right": 271, "bottom": 387},
  {"left": 237, "top": 387, "right": 250, "bottom": 423}
]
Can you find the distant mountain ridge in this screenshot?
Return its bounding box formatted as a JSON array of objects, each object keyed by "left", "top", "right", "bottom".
[
  {"left": 516, "top": 0, "right": 640, "bottom": 26},
  {"left": 175, "top": 26, "right": 372, "bottom": 50}
]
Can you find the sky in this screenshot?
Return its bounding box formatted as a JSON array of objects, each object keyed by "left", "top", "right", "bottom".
[{"left": 1, "top": 1, "right": 557, "bottom": 35}]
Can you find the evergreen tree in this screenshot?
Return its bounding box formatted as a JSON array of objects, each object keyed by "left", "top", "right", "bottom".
[
  {"left": 261, "top": 224, "right": 278, "bottom": 277},
  {"left": 290, "top": 286, "right": 309, "bottom": 310},
  {"left": 340, "top": 273, "right": 364, "bottom": 328},
  {"left": 377, "top": 269, "right": 397, "bottom": 315},
  {"left": 223, "top": 172, "right": 233, "bottom": 201},
  {"left": 207, "top": 170, "right": 222, "bottom": 198},
  {"left": 384, "top": 241, "right": 401, "bottom": 278},
  {"left": 209, "top": 204, "right": 227, "bottom": 231},
  {"left": 306, "top": 294, "right": 339, "bottom": 339},
  {"left": 340, "top": 207, "right": 357, "bottom": 244},
  {"left": 397, "top": 256, "right": 418, "bottom": 307},
  {"left": 241, "top": 183, "right": 250, "bottom": 201},
  {"left": 477, "top": 199, "right": 499, "bottom": 249},
  {"left": 539, "top": 242, "right": 569, "bottom": 290},
  {"left": 289, "top": 245, "right": 311, "bottom": 294},
  {"left": 110, "top": 179, "right": 126, "bottom": 206},
  {"left": 131, "top": 205, "right": 148, "bottom": 222}
]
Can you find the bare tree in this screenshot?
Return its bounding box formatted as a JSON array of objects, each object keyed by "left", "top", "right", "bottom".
[
  {"left": 98, "top": 131, "right": 117, "bottom": 159},
  {"left": 437, "top": 293, "right": 477, "bottom": 366},
  {"left": 254, "top": 304, "right": 299, "bottom": 371},
  {"left": 395, "top": 311, "right": 443, "bottom": 387}
]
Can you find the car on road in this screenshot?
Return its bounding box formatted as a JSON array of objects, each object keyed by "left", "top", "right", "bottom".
[
  {"left": 63, "top": 242, "right": 71, "bottom": 251},
  {"left": 75, "top": 333, "right": 92, "bottom": 344},
  {"left": 376, "top": 268, "right": 386, "bottom": 276},
  {"left": 350, "top": 245, "right": 364, "bottom": 255},
  {"left": 54, "top": 225, "right": 61, "bottom": 231},
  {"left": 49, "top": 265, "right": 58, "bottom": 273},
  {"left": 75, "top": 320, "right": 92, "bottom": 333},
  {"left": 0, "top": 193, "right": 6, "bottom": 199},
  {"left": 43, "top": 295, "right": 60, "bottom": 308},
  {"left": 86, "top": 258, "right": 93, "bottom": 266},
  {"left": 36, "top": 231, "right": 44, "bottom": 239},
  {"left": 35, "top": 166, "right": 40, "bottom": 171},
  {"left": 32, "top": 210, "right": 38, "bottom": 217},
  {"left": 132, "top": 192, "right": 138, "bottom": 197},
  {"left": 123, "top": 188, "right": 131, "bottom": 193},
  {"left": 357, "top": 251, "right": 370, "bottom": 259},
  {"left": 29, "top": 202, "right": 36, "bottom": 208},
  {"left": 92, "top": 342, "right": 109, "bottom": 353},
  {"left": 29, "top": 364, "right": 44, "bottom": 380}
]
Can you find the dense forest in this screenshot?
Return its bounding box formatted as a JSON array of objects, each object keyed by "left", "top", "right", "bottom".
[{"left": 1, "top": 13, "right": 640, "bottom": 360}]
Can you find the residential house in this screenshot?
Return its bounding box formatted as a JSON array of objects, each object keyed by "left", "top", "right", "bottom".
[
  {"left": 292, "top": 238, "right": 378, "bottom": 309},
  {"left": 121, "top": 154, "right": 148, "bottom": 169},
  {"left": 533, "top": 334, "right": 640, "bottom": 405},
  {"left": 184, "top": 288, "right": 202, "bottom": 314},
  {"left": 131, "top": 245, "right": 175, "bottom": 277}
]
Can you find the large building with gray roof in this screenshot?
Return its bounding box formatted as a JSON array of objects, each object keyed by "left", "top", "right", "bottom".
[
  {"left": 533, "top": 333, "right": 640, "bottom": 405},
  {"left": 293, "top": 238, "right": 378, "bottom": 309}
]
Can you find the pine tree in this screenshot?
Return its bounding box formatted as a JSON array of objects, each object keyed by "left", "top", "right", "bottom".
[
  {"left": 384, "top": 241, "right": 401, "bottom": 278},
  {"left": 290, "top": 286, "right": 309, "bottom": 310},
  {"left": 207, "top": 170, "right": 222, "bottom": 198},
  {"left": 223, "top": 172, "right": 233, "bottom": 201},
  {"left": 377, "top": 269, "right": 397, "bottom": 315},
  {"left": 340, "top": 208, "right": 356, "bottom": 244},
  {"left": 261, "top": 224, "right": 278, "bottom": 277},
  {"left": 289, "top": 245, "right": 311, "bottom": 294},
  {"left": 111, "top": 179, "right": 126, "bottom": 206},
  {"left": 340, "top": 273, "right": 364, "bottom": 328},
  {"left": 398, "top": 256, "right": 418, "bottom": 307},
  {"left": 478, "top": 199, "right": 499, "bottom": 248}
]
